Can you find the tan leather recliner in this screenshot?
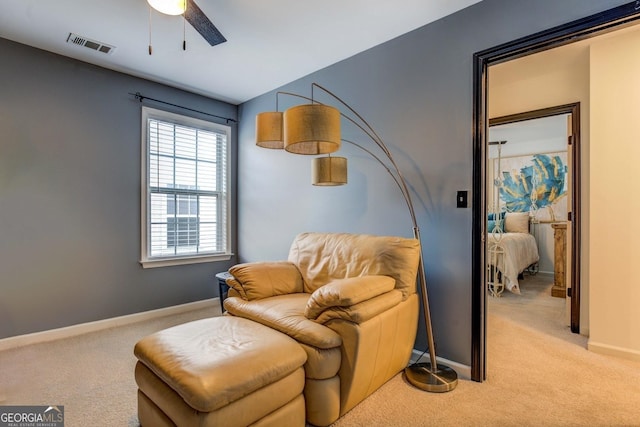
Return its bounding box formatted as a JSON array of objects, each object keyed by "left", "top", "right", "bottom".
[{"left": 224, "top": 232, "right": 421, "bottom": 426}]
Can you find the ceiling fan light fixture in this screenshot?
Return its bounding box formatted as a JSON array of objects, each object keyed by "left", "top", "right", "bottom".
[{"left": 147, "top": 0, "right": 186, "bottom": 16}]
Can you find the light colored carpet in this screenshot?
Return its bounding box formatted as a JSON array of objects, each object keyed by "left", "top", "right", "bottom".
[
  {"left": 333, "top": 273, "right": 640, "bottom": 426},
  {"left": 1, "top": 277, "right": 639, "bottom": 426},
  {"left": 0, "top": 305, "right": 220, "bottom": 426}
]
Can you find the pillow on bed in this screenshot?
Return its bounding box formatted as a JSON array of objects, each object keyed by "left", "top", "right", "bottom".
[{"left": 504, "top": 212, "right": 530, "bottom": 233}]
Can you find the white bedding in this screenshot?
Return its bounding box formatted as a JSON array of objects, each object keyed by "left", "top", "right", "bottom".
[{"left": 488, "top": 232, "right": 539, "bottom": 294}]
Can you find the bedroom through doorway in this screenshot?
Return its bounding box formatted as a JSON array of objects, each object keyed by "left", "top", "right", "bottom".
[
  {"left": 472, "top": 2, "right": 640, "bottom": 383},
  {"left": 486, "top": 110, "right": 577, "bottom": 342}
]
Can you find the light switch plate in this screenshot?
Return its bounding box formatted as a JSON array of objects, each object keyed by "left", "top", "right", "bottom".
[{"left": 457, "top": 190, "right": 468, "bottom": 208}]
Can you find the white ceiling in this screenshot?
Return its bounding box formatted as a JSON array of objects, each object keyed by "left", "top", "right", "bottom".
[
  {"left": 0, "top": 0, "right": 481, "bottom": 104},
  {"left": 488, "top": 114, "right": 569, "bottom": 159},
  {"left": 490, "top": 114, "right": 568, "bottom": 146}
]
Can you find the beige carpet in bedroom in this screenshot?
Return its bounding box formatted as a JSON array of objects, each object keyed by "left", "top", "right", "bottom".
[{"left": 0, "top": 274, "right": 639, "bottom": 426}]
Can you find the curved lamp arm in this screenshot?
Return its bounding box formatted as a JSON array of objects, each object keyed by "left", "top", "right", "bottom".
[
  {"left": 341, "top": 138, "right": 407, "bottom": 207},
  {"left": 311, "top": 84, "right": 419, "bottom": 227},
  {"left": 276, "top": 88, "right": 417, "bottom": 227}
]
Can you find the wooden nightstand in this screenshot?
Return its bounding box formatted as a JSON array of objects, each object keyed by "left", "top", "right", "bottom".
[{"left": 550, "top": 222, "right": 567, "bottom": 298}]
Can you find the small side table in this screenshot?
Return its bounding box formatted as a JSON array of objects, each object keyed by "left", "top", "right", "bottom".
[{"left": 215, "top": 271, "right": 232, "bottom": 310}]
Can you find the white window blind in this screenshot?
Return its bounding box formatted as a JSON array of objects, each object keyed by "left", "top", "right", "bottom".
[{"left": 141, "top": 106, "right": 231, "bottom": 267}]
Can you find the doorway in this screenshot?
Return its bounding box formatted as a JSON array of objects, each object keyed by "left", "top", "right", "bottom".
[
  {"left": 486, "top": 106, "right": 580, "bottom": 340},
  {"left": 471, "top": 3, "right": 640, "bottom": 382}
]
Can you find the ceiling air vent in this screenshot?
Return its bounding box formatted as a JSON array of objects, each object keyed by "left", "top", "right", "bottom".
[{"left": 66, "top": 33, "right": 116, "bottom": 55}]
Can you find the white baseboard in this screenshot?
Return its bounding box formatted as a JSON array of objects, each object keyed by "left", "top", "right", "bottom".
[
  {"left": 587, "top": 340, "right": 640, "bottom": 362},
  {"left": 0, "top": 298, "right": 219, "bottom": 352},
  {"left": 410, "top": 349, "right": 472, "bottom": 380}
]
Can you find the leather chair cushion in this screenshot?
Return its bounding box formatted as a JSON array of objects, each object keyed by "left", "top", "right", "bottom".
[
  {"left": 134, "top": 316, "right": 306, "bottom": 412},
  {"left": 136, "top": 364, "right": 306, "bottom": 427},
  {"left": 297, "top": 342, "right": 341, "bottom": 379},
  {"left": 288, "top": 232, "right": 420, "bottom": 299},
  {"left": 224, "top": 294, "right": 342, "bottom": 349}
]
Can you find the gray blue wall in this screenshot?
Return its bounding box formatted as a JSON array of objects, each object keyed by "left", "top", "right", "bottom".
[
  {"left": 237, "top": 0, "right": 627, "bottom": 365},
  {"left": 0, "top": 38, "right": 237, "bottom": 339},
  {"left": 0, "top": 0, "right": 628, "bottom": 365}
]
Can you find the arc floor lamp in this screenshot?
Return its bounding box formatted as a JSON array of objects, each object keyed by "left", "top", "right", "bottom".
[{"left": 255, "top": 83, "right": 457, "bottom": 392}]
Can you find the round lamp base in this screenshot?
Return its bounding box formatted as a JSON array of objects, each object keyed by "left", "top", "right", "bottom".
[{"left": 404, "top": 362, "right": 458, "bottom": 393}]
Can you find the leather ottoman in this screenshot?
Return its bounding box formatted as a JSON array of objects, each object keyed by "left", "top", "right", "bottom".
[{"left": 134, "top": 316, "right": 307, "bottom": 427}]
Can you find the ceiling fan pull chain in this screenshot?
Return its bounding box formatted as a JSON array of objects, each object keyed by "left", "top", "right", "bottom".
[
  {"left": 148, "top": 6, "right": 153, "bottom": 55},
  {"left": 183, "top": 13, "right": 187, "bottom": 51}
]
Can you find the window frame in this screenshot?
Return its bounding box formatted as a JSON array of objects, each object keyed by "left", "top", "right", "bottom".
[{"left": 140, "top": 106, "right": 232, "bottom": 268}]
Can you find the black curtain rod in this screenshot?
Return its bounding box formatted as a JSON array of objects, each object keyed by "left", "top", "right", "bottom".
[{"left": 130, "top": 92, "right": 237, "bottom": 124}]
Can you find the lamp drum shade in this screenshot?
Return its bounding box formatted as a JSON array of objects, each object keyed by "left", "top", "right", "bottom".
[
  {"left": 312, "top": 156, "right": 347, "bottom": 186},
  {"left": 284, "top": 104, "right": 341, "bottom": 154},
  {"left": 147, "top": 0, "right": 186, "bottom": 15},
  {"left": 256, "top": 111, "right": 284, "bottom": 149}
]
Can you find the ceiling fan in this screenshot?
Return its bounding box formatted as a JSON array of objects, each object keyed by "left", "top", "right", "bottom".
[{"left": 147, "top": 0, "right": 227, "bottom": 47}]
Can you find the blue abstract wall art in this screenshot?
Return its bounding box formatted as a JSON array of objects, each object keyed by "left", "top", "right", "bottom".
[{"left": 496, "top": 152, "right": 567, "bottom": 220}]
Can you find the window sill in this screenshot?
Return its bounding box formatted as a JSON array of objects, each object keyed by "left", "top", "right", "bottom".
[{"left": 140, "top": 253, "right": 233, "bottom": 269}]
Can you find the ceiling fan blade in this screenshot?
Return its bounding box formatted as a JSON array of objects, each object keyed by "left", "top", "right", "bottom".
[{"left": 185, "top": 0, "right": 227, "bottom": 46}]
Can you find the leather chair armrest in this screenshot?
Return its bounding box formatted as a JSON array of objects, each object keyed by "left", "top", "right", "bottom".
[
  {"left": 304, "top": 275, "right": 396, "bottom": 320},
  {"left": 228, "top": 261, "right": 304, "bottom": 300},
  {"left": 314, "top": 290, "right": 403, "bottom": 324}
]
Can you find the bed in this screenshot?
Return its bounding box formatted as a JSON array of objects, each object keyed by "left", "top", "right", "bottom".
[{"left": 487, "top": 212, "right": 540, "bottom": 296}]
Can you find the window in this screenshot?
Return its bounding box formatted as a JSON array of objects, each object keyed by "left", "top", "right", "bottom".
[{"left": 140, "top": 106, "right": 231, "bottom": 268}]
